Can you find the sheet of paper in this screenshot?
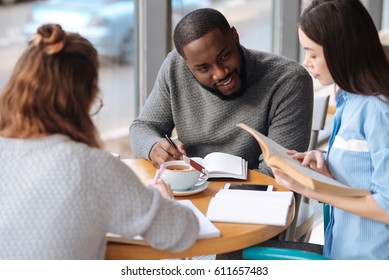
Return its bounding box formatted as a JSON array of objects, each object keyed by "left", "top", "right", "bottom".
[
  {"left": 107, "top": 200, "right": 220, "bottom": 244},
  {"left": 179, "top": 200, "right": 221, "bottom": 239}
]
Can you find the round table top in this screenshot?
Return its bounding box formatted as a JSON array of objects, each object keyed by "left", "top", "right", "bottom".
[{"left": 105, "top": 159, "right": 294, "bottom": 260}]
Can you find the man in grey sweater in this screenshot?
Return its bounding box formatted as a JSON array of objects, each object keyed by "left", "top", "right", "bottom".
[{"left": 130, "top": 8, "right": 313, "bottom": 176}]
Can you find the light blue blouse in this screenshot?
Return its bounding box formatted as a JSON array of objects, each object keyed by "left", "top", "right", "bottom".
[{"left": 325, "top": 90, "right": 389, "bottom": 259}]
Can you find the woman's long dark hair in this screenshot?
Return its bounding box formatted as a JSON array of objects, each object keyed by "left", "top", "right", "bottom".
[{"left": 300, "top": 0, "right": 389, "bottom": 97}]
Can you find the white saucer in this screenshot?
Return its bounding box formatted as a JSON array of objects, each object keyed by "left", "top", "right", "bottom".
[{"left": 173, "top": 181, "right": 208, "bottom": 196}]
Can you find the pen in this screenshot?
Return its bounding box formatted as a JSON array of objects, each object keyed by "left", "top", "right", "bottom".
[
  {"left": 164, "top": 134, "right": 178, "bottom": 150},
  {"left": 153, "top": 164, "right": 166, "bottom": 185},
  {"left": 164, "top": 134, "right": 180, "bottom": 160}
]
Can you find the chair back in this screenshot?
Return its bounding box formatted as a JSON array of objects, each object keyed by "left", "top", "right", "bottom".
[
  {"left": 309, "top": 94, "right": 330, "bottom": 151},
  {"left": 379, "top": 29, "right": 389, "bottom": 60},
  {"left": 280, "top": 94, "right": 330, "bottom": 242}
]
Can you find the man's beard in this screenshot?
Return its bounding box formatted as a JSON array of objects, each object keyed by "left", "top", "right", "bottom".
[
  {"left": 198, "top": 46, "right": 246, "bottom": 101},
  {"left": 198, "top": 70, "right": 245, "bottom": 101}
]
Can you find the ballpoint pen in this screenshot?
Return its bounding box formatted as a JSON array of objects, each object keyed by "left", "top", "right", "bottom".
[
  {"left": 164, "top": 134, "right": 178, "bottom": 150},
  {"left": 164, "top": 134, "right": 181, "bottom": 159},
  {"left": 152, "top": 163, "right": 166, "bottom": 185}
]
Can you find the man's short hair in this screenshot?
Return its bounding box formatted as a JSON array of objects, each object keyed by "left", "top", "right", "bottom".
[{"left": 173, "top": 8, "right": 231, "bottom": 57}]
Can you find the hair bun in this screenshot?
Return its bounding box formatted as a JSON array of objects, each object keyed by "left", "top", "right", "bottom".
[{"left": 29, "top": 24, "right": 67, "bottom": 55}]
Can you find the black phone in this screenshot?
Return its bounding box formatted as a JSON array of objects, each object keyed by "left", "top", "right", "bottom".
[{"left": 224, "top": 183, "right": 273, "bottom": 191}]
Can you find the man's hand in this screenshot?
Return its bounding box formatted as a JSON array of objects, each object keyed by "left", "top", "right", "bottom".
[{"left": 149, "top": 138, "right": 186, "bottom": 168}]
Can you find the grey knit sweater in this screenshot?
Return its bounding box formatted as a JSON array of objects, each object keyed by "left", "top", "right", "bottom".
[
  {"left": 130, "top": 47, "right": 313, "bottom": 175},
  {"left": 0, "top": 135, "right": 199, "bottom": 259}
]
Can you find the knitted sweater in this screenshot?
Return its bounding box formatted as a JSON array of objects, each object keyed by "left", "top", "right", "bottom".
[
  {"left": 0, "top": 135, "right": 199, "bottom": 259},
  {"left": 130, "top": 47, "right": 313, "bottom": 175}
]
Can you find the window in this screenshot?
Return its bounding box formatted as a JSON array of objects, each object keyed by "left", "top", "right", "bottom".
[
  {"left": 171, "top": 0, "right": 273, "bottom": 52},
  {"left": 383, "top": 0, "right": 389, "bottom": 28},
  {"left": 0, "top": 0, "right": 136, "bottom": 156}
]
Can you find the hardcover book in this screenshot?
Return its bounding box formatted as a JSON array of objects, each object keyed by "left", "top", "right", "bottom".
[
  {"left": 237, "top": 123, "right": 369, "bottom": 197},
  {"left": 206, "top": 189, "right": 293, "bottom": 226}
]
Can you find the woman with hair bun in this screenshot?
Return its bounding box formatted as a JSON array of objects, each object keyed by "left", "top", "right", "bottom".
[{"left": 0, "top": 24, "right": 199, "bottom": 259}]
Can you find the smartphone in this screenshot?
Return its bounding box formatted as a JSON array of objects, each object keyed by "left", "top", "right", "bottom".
[{"left": 224, "top": 183, "right": 273, "bottom": 191}]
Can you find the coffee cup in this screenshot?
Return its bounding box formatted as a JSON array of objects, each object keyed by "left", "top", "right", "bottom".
[{"left": 160, "top": 160, "right": 208, "bottom": 191}]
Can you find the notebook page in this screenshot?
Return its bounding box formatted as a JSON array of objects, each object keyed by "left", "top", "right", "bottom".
[{"left": 178, "top": 200, "right": 221, "bottom": 239}]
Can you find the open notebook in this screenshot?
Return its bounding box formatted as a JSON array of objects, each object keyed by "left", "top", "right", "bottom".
[
  {"left": 107, "top": 200, "right": 220, "bottom": 245},
  {"left": 191, "top": 152, "right": 248, "bottom": 180}
]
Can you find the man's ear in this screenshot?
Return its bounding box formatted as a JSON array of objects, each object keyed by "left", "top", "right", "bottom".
[{"left": 231, "top": 26, "right": 240, "bottom": 44}]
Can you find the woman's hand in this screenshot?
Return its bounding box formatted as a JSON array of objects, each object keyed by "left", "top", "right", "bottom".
[
  {"left": 271, "top": 167, "right": 308, "bottom": 195},
  {"left": 146, "top": 178, "right": 174, "bottom": 199},
  {"left": 271, "top": 150, "right": 332, "bottom": 196},
  {"left": 287, "top": 150, "right": 332, "bottom": 178}
]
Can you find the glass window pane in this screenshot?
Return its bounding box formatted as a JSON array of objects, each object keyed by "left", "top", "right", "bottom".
[
  {"left": 0, "top": 0, "right": 136, "bottom": 157},
  {"left": 171, "top": 0, "right": 273, "bottom": 52},
  {"left": 383, "top": 0, "right": 389, "bottom": 28}
]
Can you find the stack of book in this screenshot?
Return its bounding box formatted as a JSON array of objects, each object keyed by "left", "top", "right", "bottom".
[{"left": 206, "top": 189, "right": 294, "bottom": 226}]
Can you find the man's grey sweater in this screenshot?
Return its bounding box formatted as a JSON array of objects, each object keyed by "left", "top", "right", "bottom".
[{"left": 130, "top": 47, "right": 313, "bottom": 175}]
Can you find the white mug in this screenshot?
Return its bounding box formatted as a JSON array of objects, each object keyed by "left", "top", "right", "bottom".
[{"left": 160, "top": 160, "right": 208, "bottom": 191}]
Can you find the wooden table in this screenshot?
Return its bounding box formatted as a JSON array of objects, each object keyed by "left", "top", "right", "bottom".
[{"left": 105, "top": 159, "right": 294, "bottom": 260}]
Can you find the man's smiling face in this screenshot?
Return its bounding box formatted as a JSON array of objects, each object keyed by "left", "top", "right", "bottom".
[{"left": 182, "top": 27, "right": 242, "bottom": 98}]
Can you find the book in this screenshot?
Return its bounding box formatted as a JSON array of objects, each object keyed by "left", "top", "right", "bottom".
[
  {"left": 237, "top": 123, "right": 370, "bottom": 197},
  {"left": 107, "top": 200, "right": 220, "bottom": 245},
  {"left": 191, "top": 152, "right": 248, "bottom": 180},
  {"left": 206, "top": 189, "right": 294, "bottom": 226}
]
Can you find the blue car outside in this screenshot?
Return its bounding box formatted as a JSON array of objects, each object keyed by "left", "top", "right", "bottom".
[{"left": 24, "top": 0, "right": 135, "bottom": 64}]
